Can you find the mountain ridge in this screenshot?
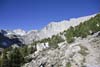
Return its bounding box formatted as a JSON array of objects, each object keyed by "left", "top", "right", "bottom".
[{"left": 0, "top": 13, "right": 97, "bottom": 47}]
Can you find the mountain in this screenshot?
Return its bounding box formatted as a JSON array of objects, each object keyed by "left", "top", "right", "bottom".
[
  {"left": 22, "top": 13, "right": 100, "bottom": 67},
  {"left": 39, "top": 14, "right": 96, "bottom": 39},
  {"left": 0, "top": 31, "right": 22, "bottom": 48},
  {"left": 0, "top": 13, "right": 100, "bottom": 67},
  {"left": 0, "top": 14, "right": 96, "bottom": 47}
]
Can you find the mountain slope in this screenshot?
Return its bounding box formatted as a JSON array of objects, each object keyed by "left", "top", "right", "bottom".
[
  {"left": 37, "top": 14, "right": 96, "bottom": 39},
  {"left": 23, "top": 32, "right": 100, "bottom": 67}
]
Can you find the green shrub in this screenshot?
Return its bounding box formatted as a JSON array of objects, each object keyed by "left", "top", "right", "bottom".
[
  {"left": 49, "top": 35, "right": 65, "bottom": 48},
  {"left": 66, "top": 62, "right": 71, "bottom": 67}
]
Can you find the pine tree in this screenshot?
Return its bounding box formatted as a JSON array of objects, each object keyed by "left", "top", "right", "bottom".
[
  {"left": 9, "top": 48, "right": 24, "bottom": 67},
  {"left": 1, "top": 49, "right": 10, "bottom": 67}
]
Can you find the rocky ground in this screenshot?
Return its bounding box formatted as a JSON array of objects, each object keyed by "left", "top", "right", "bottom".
[{"left": 22, "top": 32, "right": 100, "bottom": 67}]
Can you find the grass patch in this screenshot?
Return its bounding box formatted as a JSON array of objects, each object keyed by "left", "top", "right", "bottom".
[{"left": 66, "top": 62, "right": 71, "bottom": 67}]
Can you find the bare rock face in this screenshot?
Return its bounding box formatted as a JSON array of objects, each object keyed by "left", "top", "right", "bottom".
[
  {"left": 37, "top": 14, "right": 96, "bottom": 40},
  {"left": 22, "top": 32, "right": 100, "bottom": 67},
  {"left": 21, "top": 30, "right": 39, "bottom": 44}
]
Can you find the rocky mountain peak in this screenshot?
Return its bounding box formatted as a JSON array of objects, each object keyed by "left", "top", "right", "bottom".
[{"left": 13, "top": 29, "right": 27, "bottom": 36}]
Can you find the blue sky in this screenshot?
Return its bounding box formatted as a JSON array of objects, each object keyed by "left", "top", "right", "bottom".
[{"left": 0, "top": 0, "right": 100, "bottom": 31}]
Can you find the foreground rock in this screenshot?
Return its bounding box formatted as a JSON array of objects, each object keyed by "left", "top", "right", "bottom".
[{"left": 22, "top": 32, "right": 100, "bottom": 67}]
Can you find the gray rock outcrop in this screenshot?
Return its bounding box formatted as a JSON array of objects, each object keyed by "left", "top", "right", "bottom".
[{"left": 22, "top": 32, "right": 100, "bottom": 67}]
